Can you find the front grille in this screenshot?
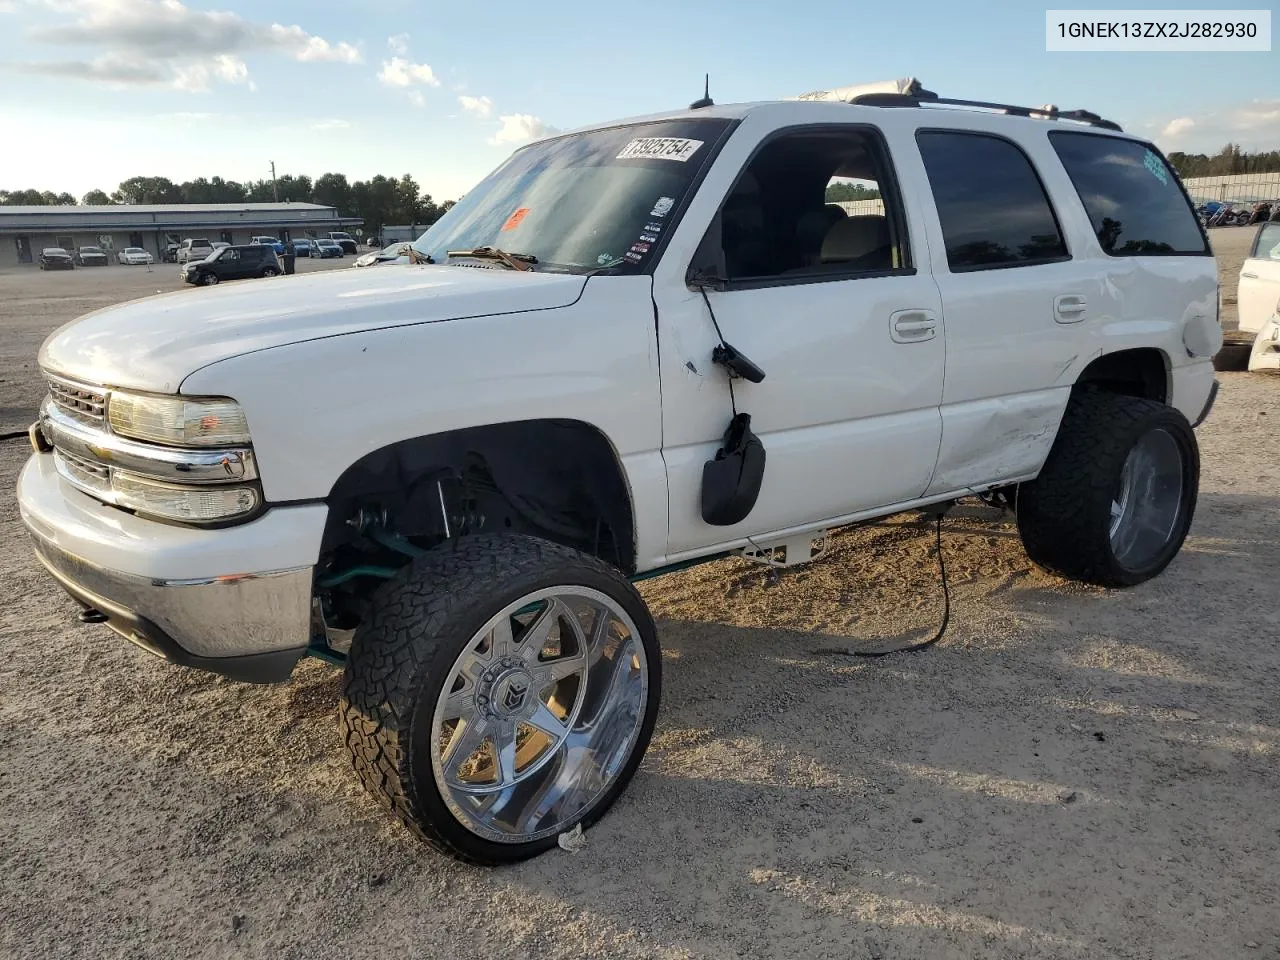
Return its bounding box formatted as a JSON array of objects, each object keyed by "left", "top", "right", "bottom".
[
  {"left": 53, "top": 448, "right": 112, "bottom": 500},
  {"left": 46, "top": 376, "right": 106, "bottom": 422}
]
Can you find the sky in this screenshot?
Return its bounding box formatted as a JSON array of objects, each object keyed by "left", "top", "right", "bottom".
[{"left": 0, "top": 0, "right": 1276, "bottom": 203}]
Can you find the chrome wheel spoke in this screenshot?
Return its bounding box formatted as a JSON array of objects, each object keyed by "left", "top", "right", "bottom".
[
  {"left": 541, "top": 653, "right": 588, "bottom": 684},
  {"left": 494, "top": 727, "right": 519, "bottom": 787},
  {"left": 526, "top": 701, "right": 569, "bottom": 739}
]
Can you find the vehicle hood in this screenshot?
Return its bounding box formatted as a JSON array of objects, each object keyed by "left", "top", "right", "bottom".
[{"left": 39, "top": 264, "right": 587, "bottom": 393}]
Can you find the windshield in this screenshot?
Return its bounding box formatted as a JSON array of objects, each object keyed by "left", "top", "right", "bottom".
[{"left": 410, "top": 117, "right": 733, "bottom": 274}]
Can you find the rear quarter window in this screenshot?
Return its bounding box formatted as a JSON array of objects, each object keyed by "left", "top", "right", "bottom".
[
  {"left": 1048, "top": 132, "right": 1209, "bottom": 257},
  {"left": 1250, "top": 222, "right": 1280, "bottom": 260}
]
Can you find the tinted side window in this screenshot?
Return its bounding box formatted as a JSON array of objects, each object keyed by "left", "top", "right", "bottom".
[
  {"left": 1049, "top": 132, "right": 1209, "bottom": 256},
  {"left": 916, "top": 131, "right": 1069, "bottom": 271}
]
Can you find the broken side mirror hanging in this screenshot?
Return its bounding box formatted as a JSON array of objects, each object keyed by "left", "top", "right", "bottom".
[{"left": 690, "top": 270, "right": 768, "bottom": 526}]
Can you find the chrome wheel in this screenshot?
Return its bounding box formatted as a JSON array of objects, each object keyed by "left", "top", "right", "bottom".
[
  {"left": 1109, "top": 427, "right": 1185, "bottom": 571},
  {"left": 430, "top": 586, "right": 650, "bottom": 844}
]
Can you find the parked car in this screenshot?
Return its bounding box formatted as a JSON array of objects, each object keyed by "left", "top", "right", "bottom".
[
  {"left": 74, "top": 245, "right": 109, "bottom": 267},
  {"left": 1216, "top": 221, "right": 1280, "bottom": 371},
  {"left": 180, "top": 243, "right": 282, "bottom": 285},
  {"left": 292, "top": 238, "right": 313, "bottom": 257},
  {"left": 162, "top": 242, "right": 180, "bottom": 263},
  {"left": 117, "top": 247, "right": 155, "bottom": 265},
  {"left": 18, "top": 78, "right": 1223, "bottom": 866},
  {"left": 312, "top": 238, "right": 344, "bottom": 259},
  {"left": 176, "top": 238, "right": 214, "bottom": 264},
  {"left": 249, "top": 235, "right": 286, "bottom": 255},
  {"left": 37, "top": 247, "right": 74, "bottom": 270},
  {"left": 327, "top": 231, "right": 358, "bottom": 254}
]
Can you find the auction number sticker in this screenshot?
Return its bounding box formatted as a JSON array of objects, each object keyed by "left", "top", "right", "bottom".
[{"left": 617, "top": 138, "right": 704, "bottom": 162}]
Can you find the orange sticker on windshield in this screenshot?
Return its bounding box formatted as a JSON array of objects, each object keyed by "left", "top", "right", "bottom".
[{"left": 501, "top": 207, "right": 530, "bottom": 231}]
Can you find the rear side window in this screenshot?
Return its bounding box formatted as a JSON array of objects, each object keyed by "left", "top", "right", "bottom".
[
  {"left": 1049, "top": 132, "right": 1209, "bottom": 256},
  {"left": 916, "top": 130, "right": 1069, "bottom": 272}
]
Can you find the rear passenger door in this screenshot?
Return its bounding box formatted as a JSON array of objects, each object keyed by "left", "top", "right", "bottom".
[
  {"left": 909, "top": 127, "right": 1091, "bottom": 496},
  {"left": 1238, "top": 222, "right": 1280, "bottom": 334}
]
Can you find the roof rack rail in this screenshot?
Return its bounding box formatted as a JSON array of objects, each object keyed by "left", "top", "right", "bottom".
[{"left": 849, "top": 91, "right": 1123, "bottom": 132}]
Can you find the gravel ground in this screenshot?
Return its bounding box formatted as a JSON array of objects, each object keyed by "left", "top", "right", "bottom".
[{"left": 1, "top": 230, "right": 1277, "bottom": 960}]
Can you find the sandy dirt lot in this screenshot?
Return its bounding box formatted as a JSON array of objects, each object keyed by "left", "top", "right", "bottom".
[{"left": 1, "top": 230, "right": 1277, "bottom": 960}]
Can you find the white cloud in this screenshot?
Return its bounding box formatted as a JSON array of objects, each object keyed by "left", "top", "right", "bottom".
[
  {"left": 387, "top": 33, "right": 409, "bottom": 56},
  {"left": 408, "top": 90, "right": 426, "bottom": 108},
  {"left": 1152, "top": 100, "right": 1280, "bottom": 153},
  {"left": 490, "top": 113, "right": 555, "bottom": 145},
  {"left": 18, "top": 0, "right": 361, "bottom": 88},
  {"left": 377, "top": 56, "right": 439, "bottom": 88},
  {"left": 311, "top": 118, "right": 351, "bottom": 131},
  {"left": 458, "top": 94, "right": 492, "bottom": 118}
]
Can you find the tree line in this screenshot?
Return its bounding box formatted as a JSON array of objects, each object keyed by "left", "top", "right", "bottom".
[
  {"left": 0, "top": 173, "right": 456, "bottom": 235},
  {"left": 1165, "top": 144, "right": 1280, "bottom": 179}
]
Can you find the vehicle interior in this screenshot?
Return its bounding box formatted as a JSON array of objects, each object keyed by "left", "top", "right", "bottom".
[{"left": 713, "top": 130, "right": 906, "bottom": 282}]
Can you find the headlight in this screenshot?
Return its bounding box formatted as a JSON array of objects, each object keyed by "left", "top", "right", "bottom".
[
  {"left": 112, "top": 472, "right": 260, "bottom": 523},
  {"left": 108, "top": 391, "right": 251, "bottom": 447}
]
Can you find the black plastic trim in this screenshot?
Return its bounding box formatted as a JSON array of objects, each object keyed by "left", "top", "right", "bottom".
[{"left": 1192, "top": 379, "right": 1219, "bottom": 428}]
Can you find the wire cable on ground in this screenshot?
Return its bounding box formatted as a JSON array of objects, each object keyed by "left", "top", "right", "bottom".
[
  {"left": 810, "top": 511, "right": 951, "bottom": 658},
  {"left": 0, "top": 430, "right": 31, "bottom": 443}
]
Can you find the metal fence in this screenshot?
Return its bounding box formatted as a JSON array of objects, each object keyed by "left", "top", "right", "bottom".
[
  {"left": 834, "top": 199, "right": 886, "bottom": 217},
  {"left": 1180, "top": 172, "right": 1280, "bottom": 205}
]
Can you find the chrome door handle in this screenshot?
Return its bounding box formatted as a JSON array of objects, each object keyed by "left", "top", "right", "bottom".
[
  {"left": 1054, "top": 294, "right": 1088, "bottom": 323},
  {"left": 890, "top": 309, "right": 937, "bottom": 343}
]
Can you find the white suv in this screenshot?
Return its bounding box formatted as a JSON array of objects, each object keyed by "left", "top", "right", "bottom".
[
  {"left": 174, "top": 237, "right": 213, "bottom": 264},
  {"left": 17, "top": 79, "right": 1222, "bottom": 864}
]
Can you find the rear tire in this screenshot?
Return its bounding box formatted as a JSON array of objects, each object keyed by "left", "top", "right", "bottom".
[
  {"left": 1017, "top": 389, "right": 1199, "bottom": 587},
  {"left": 261, "top": 267, "right": 279, "bottom": 277},
  {"left": 339, "top": 534, "right": 661, "bottom": 864}
]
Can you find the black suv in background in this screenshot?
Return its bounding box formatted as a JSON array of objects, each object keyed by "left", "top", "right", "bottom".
[
  {"left": 74, "top": 245, "right": 109, "bottom": 267},
  {"left": 181, "top": 244, "right": 281, "bottom": 286}
]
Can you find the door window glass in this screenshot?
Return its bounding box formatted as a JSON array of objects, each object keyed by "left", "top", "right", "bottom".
[
  {"left": 916, "top": 131, "right": 1069, "bottom": 271},
  {"left": 700, "top": 127, "right": 911, "bottom": 284}
]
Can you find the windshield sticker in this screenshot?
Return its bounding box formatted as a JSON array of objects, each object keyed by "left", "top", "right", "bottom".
[
  {"left": 1142, "top": 150, "right": 1170, "bottom": 186},
  {"left": 650, "top": 196, "right": 675, "bottom": 217},
  {"left": 639, "top": 233, "right": 657, "bottom": 243},
  {"left": 617, "top": 138, "right": 704, "bottom": 162},
  {"left": 624, "top": 251, "right": 643, "bottom": 263},
  {"left": 629, "top": 241, "right": 651, "bottom": 255},
  {"left": 597, "top": 252, "right": 615, "bottom": 265},
  {"left": 501, "top": 207, "right": 531, "bottom": 231},
  {"left": 644, "top": 222, "right": 663, "bottom": 234}
]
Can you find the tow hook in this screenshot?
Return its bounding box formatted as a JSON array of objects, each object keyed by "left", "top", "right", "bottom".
[{"left": 77, "top": 608, "right": 109, "bottom": 624}]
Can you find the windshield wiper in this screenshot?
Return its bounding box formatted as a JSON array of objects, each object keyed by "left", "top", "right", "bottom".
[
  {"left": 445, "top": 246, "right": 537, "bottom": 272},
  {"left": 405, "top": 246, "right": 434, "bottom": 264}
]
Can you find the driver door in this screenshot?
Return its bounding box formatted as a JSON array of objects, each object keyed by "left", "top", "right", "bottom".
[{"left": 650, "top": 118, "right": 945, "bottom": 557}]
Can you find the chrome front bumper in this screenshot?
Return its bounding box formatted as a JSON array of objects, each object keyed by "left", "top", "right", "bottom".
[{"left": 18, "top": 452, "right": 327, "bottom": 683}]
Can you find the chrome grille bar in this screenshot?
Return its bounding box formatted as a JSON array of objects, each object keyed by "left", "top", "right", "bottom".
[{"left": 46, "top": 374, "right": 106, "bottom": 422}]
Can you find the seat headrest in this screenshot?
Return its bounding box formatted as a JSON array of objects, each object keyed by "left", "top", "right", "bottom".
[
  {"left": 820, "top": 215, "right": 889, "bottom": 262},
  {"left": 795, "top": 205, "right": 847, "bottom": 246}
]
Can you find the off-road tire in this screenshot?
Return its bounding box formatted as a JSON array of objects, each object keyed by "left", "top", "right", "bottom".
[
  {"left": 1016, "top": 389, "right": 1199, "bottom": 587},
  {"left": 339, "top": 533, "right": 662, "bottom": 865}
]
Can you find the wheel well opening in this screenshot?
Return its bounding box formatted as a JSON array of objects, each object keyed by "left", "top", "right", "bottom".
[
  {"left": 1074, "top": 348, "right": 1168, "bottom": 404},
  {"left": 316, "top": 421, "right": 636, "bottom": 628}
]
